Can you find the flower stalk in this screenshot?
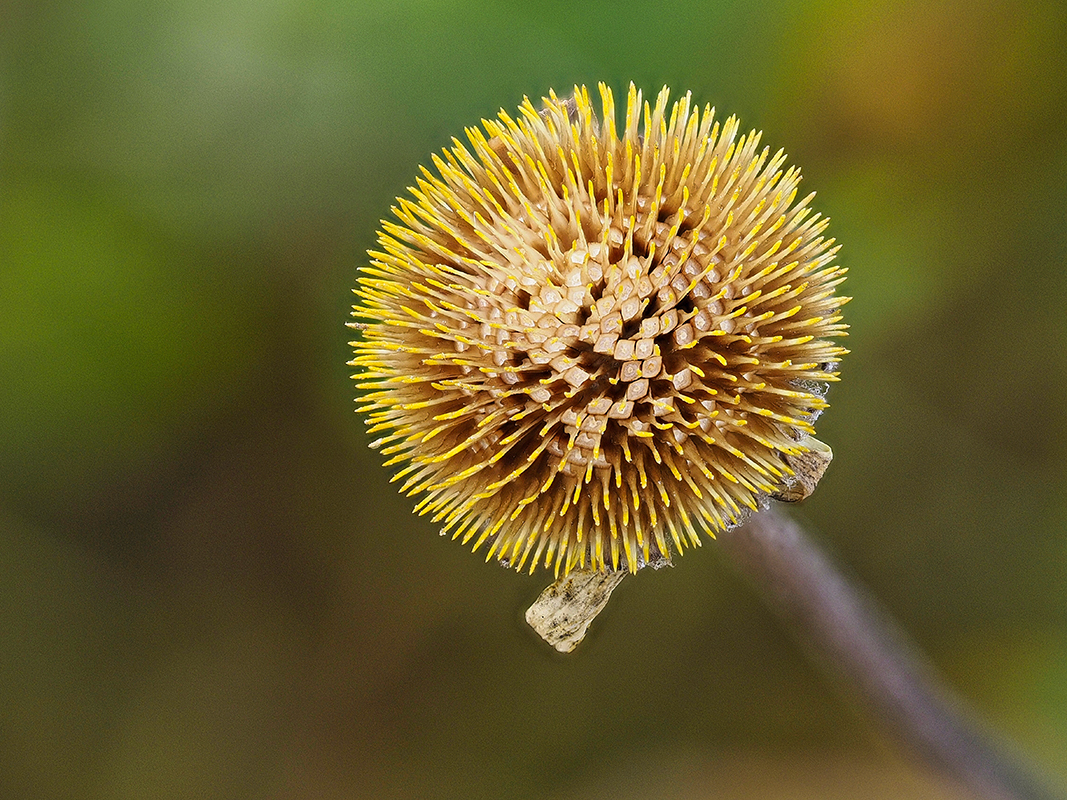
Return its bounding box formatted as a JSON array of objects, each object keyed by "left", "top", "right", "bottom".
[{"left": 720, "top": 507, "right": 1063, "bottom": 800}]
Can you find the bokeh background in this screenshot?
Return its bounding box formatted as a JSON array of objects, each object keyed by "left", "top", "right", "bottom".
[{"left": 2, "top": 0, "right": 1066, "bottom": 798}]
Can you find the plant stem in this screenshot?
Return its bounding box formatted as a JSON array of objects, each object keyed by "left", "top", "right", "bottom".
[{"left": 719, "top": 506, "right": 1062, "bottom": 800}]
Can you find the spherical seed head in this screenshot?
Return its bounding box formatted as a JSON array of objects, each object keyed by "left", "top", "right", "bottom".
[{"left": 350, "top": 83, "right": 849, "bottom": 576}]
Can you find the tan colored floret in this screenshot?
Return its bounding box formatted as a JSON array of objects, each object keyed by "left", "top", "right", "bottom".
[{"left": 350, "top": 83, "right": 849, "bottom": 576}]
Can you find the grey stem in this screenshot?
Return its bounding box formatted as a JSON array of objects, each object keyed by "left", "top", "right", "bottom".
[{"left": 719, "top": 506, "right": 1062, "bottom": 800}]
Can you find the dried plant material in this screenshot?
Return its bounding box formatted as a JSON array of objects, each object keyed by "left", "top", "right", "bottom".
[
  {"left": 350, "top": 83, "right": 849, "bottom": 577},
  {"left": 771, "top": 436, "right": 834, "bottom": 502},
  {"left": 525, "top": 569, "right": 628, "bottom": 652}
]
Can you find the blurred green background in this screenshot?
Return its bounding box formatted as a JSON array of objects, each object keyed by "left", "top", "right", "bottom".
[{"left": 2, "top": 0, "right": 1066, "bottom": 798}]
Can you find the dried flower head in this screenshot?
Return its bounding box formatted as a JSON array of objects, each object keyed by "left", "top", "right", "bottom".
[{"left": 350, "top": 83, "right": 848, "bottom": 576}]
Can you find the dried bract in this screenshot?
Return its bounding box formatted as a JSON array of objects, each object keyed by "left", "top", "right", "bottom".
[{"left": 350, "top": 83, "right": 849, "bottom": 575}]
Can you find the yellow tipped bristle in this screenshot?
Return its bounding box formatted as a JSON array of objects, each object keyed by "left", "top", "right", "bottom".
[{"left": 350, "top": 83, "right": 848, "bottom": 575}]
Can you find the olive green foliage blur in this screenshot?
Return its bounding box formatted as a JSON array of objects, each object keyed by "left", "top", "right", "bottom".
[{"left": 2, "top": 1, "right": 1066, "bottom": 798}]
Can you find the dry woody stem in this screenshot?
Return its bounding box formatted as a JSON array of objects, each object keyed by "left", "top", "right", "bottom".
[{"left": 720, "top": 507, "right": 1063, "bottom": 800}]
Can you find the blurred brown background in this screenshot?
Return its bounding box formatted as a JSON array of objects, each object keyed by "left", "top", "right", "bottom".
[{"left": 2, "top": 1, "right": 1065, "bottom": 798}]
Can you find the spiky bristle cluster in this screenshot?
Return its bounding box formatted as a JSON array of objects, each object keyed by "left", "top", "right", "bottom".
[{"left": 350, "top": 83, "right": 849, "bottom": 576}]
